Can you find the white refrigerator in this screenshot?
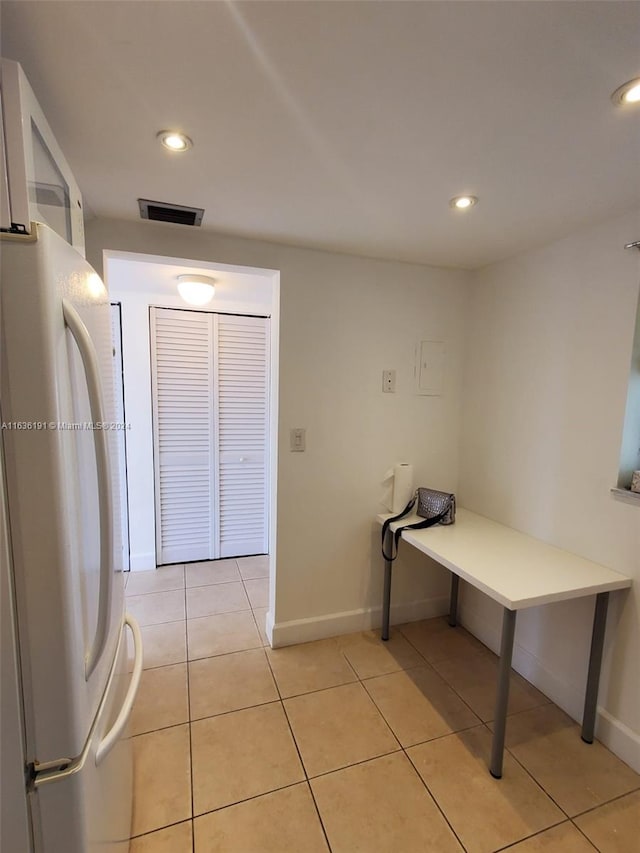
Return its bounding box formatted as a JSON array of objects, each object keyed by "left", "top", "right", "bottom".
[{"left": 0, "top": 222, "right": 142, "bottom": 852}]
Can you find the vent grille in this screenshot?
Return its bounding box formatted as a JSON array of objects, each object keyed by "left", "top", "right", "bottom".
[{"left": 138, "top": 199, "right": 204, "bottom": 227}]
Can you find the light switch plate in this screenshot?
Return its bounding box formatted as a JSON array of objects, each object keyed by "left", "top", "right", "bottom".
[{"left": 290, "top": 428, "right": 306, "bottom": 451}]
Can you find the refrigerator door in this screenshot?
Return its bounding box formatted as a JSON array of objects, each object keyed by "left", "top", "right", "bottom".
[
  {"left": 0, "top": 416, "right": 32, "bottom": 853},
  {"left": 32, "top": 615, "right": 140, "bottom": 853},
  {"left": 0, "top": 224, "right": 125, "bottom": 765}
]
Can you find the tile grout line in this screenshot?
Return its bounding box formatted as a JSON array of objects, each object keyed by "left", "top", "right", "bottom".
[
  {"left": 261, "top": 640, "right": 334, "bottom": 852},
  {"left": 344, "top": 628, "right": 566, "bottom": 852},
  {"left": 409, "top": 632, "right": 610, "bottom": 828},
  {"left": 303, "top": 747, "right": 406, "bottom": 783},
  {"left": 128, "top": 599, "right": 636, "bottom": 850},
  {"left": 262, "top": 675, "right": 360, "bottom": 703},
  {"left": 396, "top": 623, "right": 505, "bottom": 725},
  {"left": 190, "top": 696, "right": 281, "bottom": 724},
  {"left": 478, "top": 717, "right": 573, "bottom": 820},
  {"left": 182, "top": 624, "right": 331, "bottom": 832},
  {"left": 242, "top": 568, "right": 265, "bottom": 644},
  {"left": 479, "top": 713, "right": 637, "bottom": 825},
  {"left": 191, "top": 779, "right": 320, "bottom": 822},
  {"left": 182, "top": 565, "right": 196, "bottom": 853},
  {"left": 504, "top": 747, "right": 569, "bottom": 820},
  {"left": 304, "top": 780, "right": 334, "bottom": 853},
  {"left": 270, "top": 633, "right": 466, "bottom": 848},
  {"left": 398, "top": 623, "right": 553, "bottom": 737},
  {"left": 128, "top": 817, "right": 193, "bottom": 843},
  {"left": 346, "top": 647, "right": 468, "bottom": 852},
  {"left": 569, "top": 818, "right": 606, "bottom": 851},
  {"left": 570, "top": 784, "right": 640, "bottom": 819},
  {"left": 234, "top": 556, "right": 271, "bottom": 646},
  {"left": 490, "top": 818, "right": 588, "bottom": 853},
  {"left": 401, "top": 747, "right": 469, "bottom": 852},
  {"left": 349, "top": 675, "right": 404, "bottom": 752}
]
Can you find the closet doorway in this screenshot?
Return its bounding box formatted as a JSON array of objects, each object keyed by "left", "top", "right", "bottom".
[
  {"left": 150, "top": 307, "right": 270, "bottom": 566},
  {"left": 104, "top": 250, "right": 278, "bottom": 578}
]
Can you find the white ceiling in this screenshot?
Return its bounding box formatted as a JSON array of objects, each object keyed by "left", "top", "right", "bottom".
[{"left": 2, "top": 0, "right": 639, "bottom": 269}]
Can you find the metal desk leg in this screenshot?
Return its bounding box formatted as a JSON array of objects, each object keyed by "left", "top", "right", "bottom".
[
  {"left": 449, "top": 574, "right": 460, "bottom": 627},
  {"left": 582, "top": 591, "right": 609, "bottom": 744},
  {"left": 490, "top": 607, "right": 517, "bottom": 779},
  {"left": 382, "top": 530, "right": 392, "bottom": 642}
]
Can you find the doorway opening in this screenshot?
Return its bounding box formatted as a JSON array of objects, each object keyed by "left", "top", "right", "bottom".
[{"left": 104, "top": 249, "right": 279, "bottom": 635}]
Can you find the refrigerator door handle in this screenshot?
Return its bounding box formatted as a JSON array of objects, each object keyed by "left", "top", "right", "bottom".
[
  {"left": 33, "top": 614, "right": 140, "bottom": 788},
  {"left": 95, "top": 613, "right": 142, "bottom": 766},
  {"left": 62, "top": 298, "right": 114, "bottom": 680}
]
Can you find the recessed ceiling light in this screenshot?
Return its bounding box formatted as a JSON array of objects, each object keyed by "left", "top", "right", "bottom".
[
  {"left": 157, "top": 130, "right": 193, "bottom": 151},
  {"left": 611, "top": 77, "right": 640, "bottom": 107},
  {"left": 450, "top": 195, "right": 478, "bottom": 210},
  {"left": 177, "top": 274, "right": 215, "bottom": 305}
]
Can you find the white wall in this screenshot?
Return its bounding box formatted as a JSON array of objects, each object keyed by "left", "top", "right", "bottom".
[
  {"left": 87, "top": 218, "right": 470, "bottom": 643},
  {"left": 90, "top": 211, "right": 640, "bottom": 769},
  {"left": 105, "top": 254, "right": 277, "bottom": 572},
  {"left": 459, "top": 208, "right": 640, "bottom": 771}
]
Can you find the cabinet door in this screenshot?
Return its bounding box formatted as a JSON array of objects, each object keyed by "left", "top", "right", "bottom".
[
  {"left": 215, "top": 314, "right": 269, "bottom": 558},
  {"left": 151, "top": 308, "right": 215, "bottom": 564}
]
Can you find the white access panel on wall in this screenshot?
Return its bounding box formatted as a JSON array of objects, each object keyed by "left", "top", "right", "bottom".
[
  {"left": 150, "top": 307, "right": 269, "bottom": 565},
  {"left": 415, "top": 340, "right": 445, "bottom": 396}
]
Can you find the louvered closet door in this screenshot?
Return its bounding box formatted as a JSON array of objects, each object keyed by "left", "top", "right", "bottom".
[
  {"left": 215, "top": 314, "right": 269, "bottom": 558},
  {"left": 151, "top": 308, "right": 269, "bottom": 565},
  {"left": 151, "top": 308, "right": 215, "bottom": 564}
]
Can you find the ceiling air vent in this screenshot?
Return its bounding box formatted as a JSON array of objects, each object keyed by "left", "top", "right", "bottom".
[{"left": 138, "top": 199, "right": 204, "bottom": 227}]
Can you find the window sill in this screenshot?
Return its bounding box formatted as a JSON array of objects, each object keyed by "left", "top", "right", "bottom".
[{"left": 610, "top": 487, "right": 640, "bottom": 505}]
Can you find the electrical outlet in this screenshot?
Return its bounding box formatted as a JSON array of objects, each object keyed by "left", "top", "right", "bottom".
[{"left": 382, "top": 369, "right": 396, "bottom": 393}]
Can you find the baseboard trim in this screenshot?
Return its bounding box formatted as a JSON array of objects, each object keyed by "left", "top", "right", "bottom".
[
  {"left": 270, "top": 595, "right": 449, "bottom": 648},
  {"left": 460, "top": 601, "right": 640, "bottom": 773},
  {"left": 128, "top": 552, "right": 157, "bottom": 572},
  {"left": 596, "top": 707, "right": 640, "bottom": 774},
  {"left": 265, "top": 609, "right": 275, "bottom": 647}
]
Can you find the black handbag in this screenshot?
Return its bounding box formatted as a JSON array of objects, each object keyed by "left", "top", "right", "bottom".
[{"left": 381, "top": 487, "right": 456, "bottom": 562}]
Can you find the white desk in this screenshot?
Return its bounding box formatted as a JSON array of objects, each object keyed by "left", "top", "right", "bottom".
[{"left": 378, "top": 508, "right": 632, "bottom": 777}]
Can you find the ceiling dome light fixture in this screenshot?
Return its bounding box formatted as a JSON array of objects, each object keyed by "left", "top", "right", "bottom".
[
  {"left": 157, "top": 130, "right": 193, "bottom": 151},
  {"left": 177, "top": 274, "right": 215, "bottom": 306},
  {"left": 450, "top": 195, "right": 478, "bottom": 210},
  {"left": 611, "top": 77, "right": 640, "bottom": 106}
]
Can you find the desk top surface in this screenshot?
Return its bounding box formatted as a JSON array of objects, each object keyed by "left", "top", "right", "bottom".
[{"left": 377, "top": 508, "right": 632, "bottom": 609}]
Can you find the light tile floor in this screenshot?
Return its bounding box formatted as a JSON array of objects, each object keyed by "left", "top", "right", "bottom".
[{"left": 126, "top": 560, "right": 640, "bottom": 852}]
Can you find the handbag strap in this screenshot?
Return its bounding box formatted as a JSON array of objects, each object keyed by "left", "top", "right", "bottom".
[
  {"left": 381, "top": 493, "right": 417, "bottom": 561},
  {"left": 381, "top": 503, "right": 449, "bottom": 563}
]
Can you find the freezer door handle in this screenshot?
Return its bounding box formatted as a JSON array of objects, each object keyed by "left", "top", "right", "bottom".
[
  {"left": 62, "top": 298, "right": 114, "bottom": 680},
  {"left": 33, "top": 614, "right": 142, "bottom": 787},
  {"left": 95, "top": 613, "right": 143, "bottom": 766}
]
